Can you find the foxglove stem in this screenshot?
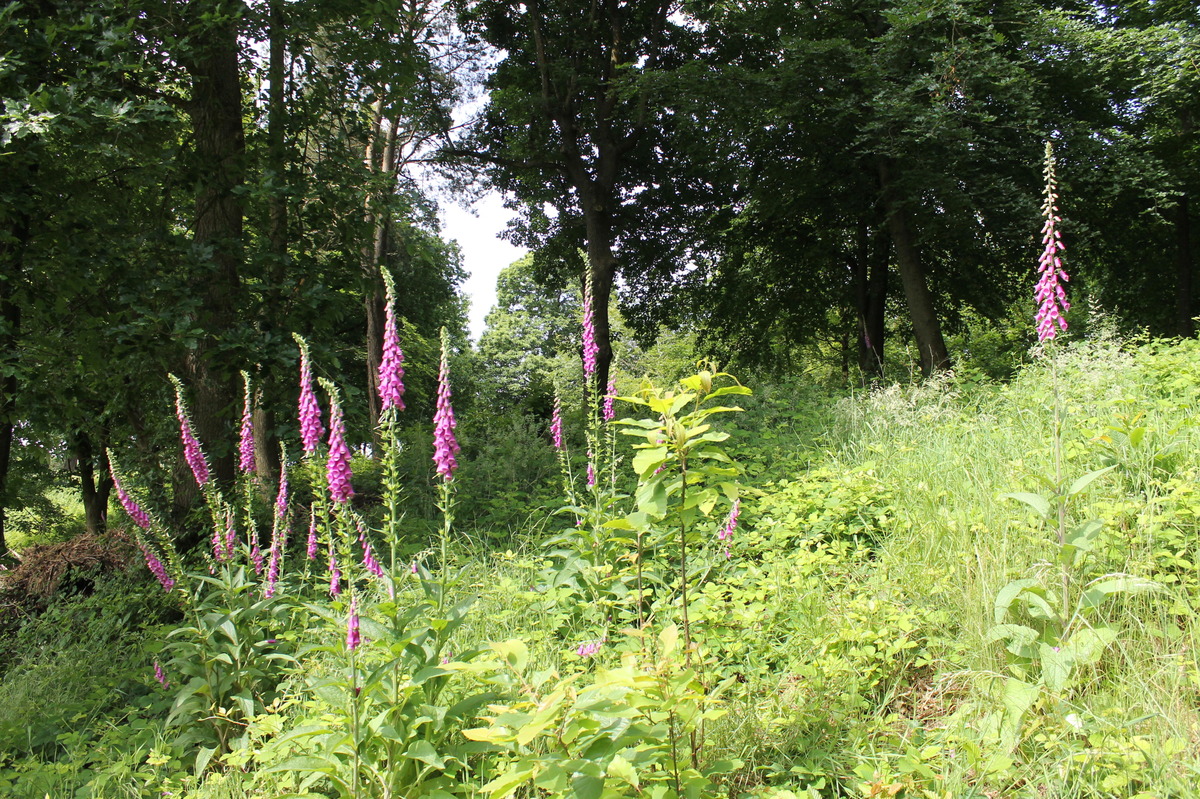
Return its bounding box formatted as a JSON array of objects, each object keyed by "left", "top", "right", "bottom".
[
  {"left": 294, "top": 334, "right": 325, "bottom": 456},
  {"left": 108, "top": 457, "right": 151, "bottom": 530},
  {"left": 603, "top": 379, "right": 616, "bottom": 422},
  {"left": 238, "top": 371, "right": 255, "bottom": 474},
  {"left": 346, "top": 595, "right": 361, "bottom": 652},
  {"left": 378, "top": 268, "right": 406, "bottom": 412}
]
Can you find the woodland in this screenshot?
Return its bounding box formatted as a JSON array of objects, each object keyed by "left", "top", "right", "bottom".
[{"left": 1, "top": 1, "right": 1199, "bottom": 798}]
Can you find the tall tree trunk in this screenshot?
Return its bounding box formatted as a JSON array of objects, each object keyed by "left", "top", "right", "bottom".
[
  {"left": 854, "top": 213, "right": 888, "bottom": 378},
  {"left": 583, "top": 203, "right": 617, "bottom": 405},
  {"left": 1176, "top": 192, "right": 1194, "bottom": 338},
  {"left": 180, "top": 4, "right": 246, "bottom": 491},
  {"left": 878, "top": 159, "right": 949, "bottom": 376},
  {"left": 364, "top": 113, "right": 400, "bottom": 440},
  {"left": 75, "top": 431, "right": 111, "bottom": 536},
  {"left": 0, "top": 208, "right": 31, "bottom": 559}
]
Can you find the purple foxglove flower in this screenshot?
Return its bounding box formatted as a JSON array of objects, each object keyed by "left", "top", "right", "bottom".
[
  {"left": 551, "top": 395, "right": 564, "bottom": 450},
  {"left": 603, "top": 379, "right": 616, "bottom": 422},
  {"left": 294, "top": 335, "right": 325, "bottom": 456},
  {"left": 1035, "top": 142, "right": 1069, "bottom": 342},
  {"left": 154, "top": 660, "right": 170, "bottom": 690},
  {"left": 250, "top": 542, "right": 264, "bottom": 575},
  {"left": 576, "top": 639, "right": 603, "bottom": 658},
  {"left": 432, "top": 330, "right": 460, "bottom": 481},
  {"left": 582, "top": 290, "right": 598, "bottom": 377},
  {"left": 171, "top": 377, "right": 209, "bottom": 488},
  {"left": 378, "top": 270, "right": 406, "bottom": 412},
  {"left": 110, "top": 467, "right": 152, "bottom": 531},
  {"left": 346, "top": 597, "right": 361, "bottom": 652},
  {"left": 326, "top": 389, "right": 354, "bottom": 504},
  {"left": 306, "top": 513, "right": 319, "bottom": 560},
  {"left": 718, "top": 498, "right": 740, "bottom": 542},
  {"left": 139, "top": 542, "right": 175, "bottom": 592},
  {"left": 275, "top": 466, "right": 289, "bottom": 521},
  {"left": 587, "top": 460, "right": 596, "bottom": 488},
  {"left": 238, "top": 371, "right": 255, "bottom": 474},
  {"left": 329, "top": 543, "right": 341, "bottom": 597}
]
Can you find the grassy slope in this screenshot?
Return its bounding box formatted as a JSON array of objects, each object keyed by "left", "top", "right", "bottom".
[{"left": 3, "top": 336, "right": 1199, "bottom": 798}]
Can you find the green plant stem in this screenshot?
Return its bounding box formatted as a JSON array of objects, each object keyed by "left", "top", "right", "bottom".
[
  {"left": 1051, "top": 354, "right": 1069, "bottom": 618},
  {"left": 350, "top": 643, "right": 360, "bottom": 799},
  {"left": 678, "top": 458, "right": 692, "bottom": 666}
]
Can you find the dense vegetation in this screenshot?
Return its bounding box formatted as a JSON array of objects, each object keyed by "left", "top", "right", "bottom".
[{"left": 2, "top": 1, "right": 1199, "bottom": 797}]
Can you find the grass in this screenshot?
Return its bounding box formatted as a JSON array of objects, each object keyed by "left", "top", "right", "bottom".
[{"left": 3, "top": 334, "right": 1200, "bottom": 797}]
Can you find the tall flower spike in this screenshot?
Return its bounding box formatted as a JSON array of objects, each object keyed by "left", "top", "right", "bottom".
[
  {"left": 294, "top": 334, "right": 325, "bottom": 456},
  {"left": 603, "top": 378, "right": 617, "bottom": 422},
  {"left": 108, "top": 454, "right": 151, "bottom": 530},
  {"left": 582, "top": 282, "right": 598, "bottom": 377},
  {"left": 432, "top": 328, "right": 461, "bottom": 480},
  {"left": 238, "top": 371, "right": 255, "bottom": 474},
  {"left": 170, "top": 375, "right": 210, "bottom": 488},
  {"left": 378, "top": 268, "right": 406, "bottom": 412},
  {"left": 323, "top": 380, "right": 354, "bottom": 504},
  {"left": 1035, "top": 141, "right": 1069, "bottom": 342},
  {"left": 306, "top": 512, "right": 319, "bottom": 560},
  {"left": 551, "top": 394, "right": 564, "bottom": 450}
]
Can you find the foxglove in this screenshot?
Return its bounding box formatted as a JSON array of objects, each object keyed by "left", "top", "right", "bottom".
[
  {"left": 551, "top": 394, "right": 564, "bottom": 450},
  {"left": 432, "top": 329, "right": 460, "bottom": 480},
  {"left": 582, "top": 288, "right": 598, "bottom": 377},
  {"left": 170, "top": 375, "right": 209, "bottom": 488},
  {"left": 238, "top": 371, "right": 255, "bottom": 473},
  {"left": 346, "top": 596, "right": 361, "bottom": 652},
  {"left": 378, "top": 269, "right": 406, "bottom": 412},
  {"left": 325, "top": 385, "right": 353, "bottom": 504},
  {"left": 1035, "top": 141, "right": 1069, "bottom": 341},
  {"left": 294, "top": 334, "right": 325, "bottom": 456}
]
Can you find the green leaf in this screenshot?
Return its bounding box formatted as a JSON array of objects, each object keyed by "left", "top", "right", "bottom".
[
  {"left": 1066, "top": 466, "right": 1117, "bottom": 497},
  {"left": 1001, "top": 492, "right": 1051, "bottom": 518},
  {"left": 993, "top": 578, "right": 1040, "bottom": 624},
  {"left": 985, "top": 623, "right": 1039, "bottom": 656},
  {"left": 194, "top": 745, "right": 217, "bottom": 776},
  {"left": 633, "top": 447, "right": 668, "bottom": 477},
  {"left": 405, "top": 740, "right": 446, "bottom": 769}
]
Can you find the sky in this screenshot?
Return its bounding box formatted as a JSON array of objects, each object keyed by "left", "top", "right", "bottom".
[{"left": 439, "top": 192, "right": 528, "bottom": 342}]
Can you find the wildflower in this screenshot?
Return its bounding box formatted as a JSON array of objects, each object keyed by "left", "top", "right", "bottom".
[
  {"left": 582, "top": 288, "right": 598, "bottom": 377},
  {"left": 1035, "top": 141, "right": 1069, "bottom": 341},
  {"left": 718, "top": 499, "right": 740, "bottom": 541},
  {"left": 551, "top": 394, "right": 564, "bottom": 450},
  {"left": 576, "top": 639, "right": 603, "bottom": 658},
  {"left": 238, "top": 371, "right": 255, "bottom": 474},
  {"left": 586, "top": 460, "right": 596, "bottom": 488},
  {"left": 325, "top": 385, "right": 354, "bottom": 504},
  {"left": 346, "top": 597, "right": 361, "bottom": 652},
  {"left": 329, "top": 542, "right": 341, "bottom": 597},
  {"left": 171, "top": 375, "right": 209, "bottom": 488},
  {"left": 432, "top": 329, "right": 460, "bottom": 480},
  {"left": 109, "top": 463, "right": 151, "bottom": 530},
  {"left": 154, "top": 660, "right": 169, "bottom": 690},
  {"left": 251, "top": 541, "right": 264, "bottom": 575},
  {"left": 139, "top": 541, "right": 175, "bottom": 592},
  {"left": 294, "top": 334, "right": 325, "bottom": 456},
  {"left": 603, "top": 379, "right": 616, "bottom": 422},
  {"left": 378, "top": 269, "right": 406, "bottom": 412}
]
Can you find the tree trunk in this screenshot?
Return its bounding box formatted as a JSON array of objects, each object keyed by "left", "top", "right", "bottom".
[
  {"left": 75, "top": 431, "right": 111, "bottom": 536},
  {"left": 363, "top": 112, "right": 399, "bottom": 440},
  {"left": 179, "top": 6, "right": 246, "bottom": 490},
  {"left": 583, "top": 204, "right": 618, "bottom": 405},
  {"left": 0, "top": 208, "right": 31, "bottom": 559},
  {"left": 878, "top": 159, "right": 949, "bottom": 376},
  {"left": 854, "top": 214, "right": 888, "bottom": 378},
  {"left": 1176, "top": 191, "right": 1194, "bottom": 338}
]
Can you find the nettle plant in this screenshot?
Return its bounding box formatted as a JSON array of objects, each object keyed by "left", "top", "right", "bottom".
[{"left": 983, "top": 143, "right": 1164, "bottom": 750}]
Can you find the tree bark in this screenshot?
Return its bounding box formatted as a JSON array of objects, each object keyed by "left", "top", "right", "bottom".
[
  {"left": 75, "top": 431, "right": 112, "bottom": 536},
  {"left": 1176, "top": 191, "right": 1194, "bottom": 338},
  {"left": 878, "top": 159, "right": 950, "bottom": 376},
  {"left": 179, "top": 3, "right": 246, "bottom": 491},
  {"left": 854, "top": 214, "right": 888, "bottom": 378},
  {"left": 0, "top": 207, "right": 31, "bottom": 559}
]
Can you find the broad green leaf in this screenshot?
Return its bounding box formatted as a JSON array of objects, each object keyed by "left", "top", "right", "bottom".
[
  {"left": 984, "top": 623, "right": 1038, "bottom": 657},
  {"left": 993, "top": 578, "right": 1040, "bottom": 624},
  {"left": 632, "top": 447, "right": 668, "bottom": 477},
  {"left": 405, "top": 740, "right": 446, "bottom": 768},
  {"left": 1067, "top": 466, "right": 1117, "bottom": 497},
  {"left": 607, "top": 753, "right": 639, "bottom": 788},
  {"left": 1001, "top": 492, "right": 1051, "bottom": 518},
  {"left": 1038, "top": 643, "right": 1071, "bottom": 693}
]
